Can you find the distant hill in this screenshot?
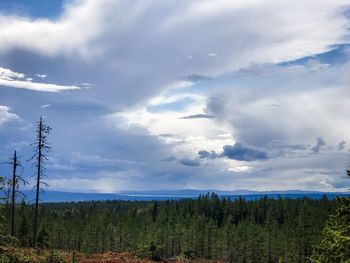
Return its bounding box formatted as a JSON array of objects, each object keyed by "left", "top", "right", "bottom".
[{"left": 20, "top": 189, "right": 349, "bottom": 203}]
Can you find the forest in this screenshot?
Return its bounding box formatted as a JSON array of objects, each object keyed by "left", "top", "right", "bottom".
[{"left": 1, "top": 190, "right": 350, "bottom": 262}]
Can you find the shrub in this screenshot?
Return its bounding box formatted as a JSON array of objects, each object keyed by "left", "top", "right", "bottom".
[{"left": 42, "top": 250, "right": 65, "bottom": 263}]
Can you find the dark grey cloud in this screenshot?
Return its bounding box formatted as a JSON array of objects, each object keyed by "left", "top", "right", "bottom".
[
  {"left": 322, "top": 171, "right": 350, "bottom": 189},
  {"left": 199, "top": 143, "right": 268, "bottom": 162},
  {"left": 222, "top": 143, "right": 268, "bottom": 161},
  {"left": 180, "top": 114, "right": 213, "bottom": 119},
  {"left": 183, "top": 74, "right": 212, "bottom": 83},
  {"left": 311, "top": 137, "right": 326, "bottom": 153},
  {"left": 162, "top": 156, "right": 177, "bottom": 162},
  {"left": 338, "top": 140, "right": 346, "bottom": 151},
  {"left": 158, "top": 134, "right": 176, "bottom": 138},
  {"left": 179, "top": 158, "right": 201, "bottom": 167},
  {"left": 267, "top": 141, "right": 308, "bottom": 151},
  {"left": 164, "top": 156, "right": 201, "bottom": 167},
  {"left": 198, "top": 150, "right": 218, "bottom": 159}
]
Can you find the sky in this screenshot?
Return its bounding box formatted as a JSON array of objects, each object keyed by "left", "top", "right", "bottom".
[{"left": 0, "top": 0, "right": 350, "bottom": 193}]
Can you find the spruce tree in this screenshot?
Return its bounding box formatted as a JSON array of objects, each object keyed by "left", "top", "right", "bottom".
[
  {"left": 309, "top": 197, "right": 350, "bottom": 262},
  {"left": 152, "top": 201, "right": 158, "bottom": 222},
  {"left": 37, "top": 224, "right": 49, "bottom": 249},
  {"left": 18, "top": 213, "right": 29, "bottom": 247},
  {"left": 309, "top": 169, "right": 350, "bottom": 262}
]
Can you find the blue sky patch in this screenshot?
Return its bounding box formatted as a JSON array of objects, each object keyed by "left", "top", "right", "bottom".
[
  {"left": 279, "top": 44, "right": 350, "bottom": 67},
  {"left": 0, "top": 0, "right": 65, "bottom": 19},
  {"left": 147, "top": 97, "right": 197, "bottom": 113}
]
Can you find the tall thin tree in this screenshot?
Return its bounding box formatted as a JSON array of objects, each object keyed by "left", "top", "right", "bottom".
[
  {"left": 1, "top": 150, "right": 26, "bottom": 237},
  {"left": 30, "top": 116, "right": 52, "bottom": 247},
  {"left": 10, "top": 150, "right": 26, "bottom": 236},
  {"left": 11, "top": 151, "right": 17, "bottom": 237},
  {"left": 0, "top": 176, "right": 5, "bottom": 238}
]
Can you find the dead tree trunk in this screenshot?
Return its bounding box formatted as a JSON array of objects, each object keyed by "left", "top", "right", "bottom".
[
  {"left": 30, "top": 116, "right": 51, "bottom": 247},
  {"left": 11, "top": 150, "right": 17, "bottom": 236},
  {"left": 33, "top": 118, "right": 42, "bottom": 246}
]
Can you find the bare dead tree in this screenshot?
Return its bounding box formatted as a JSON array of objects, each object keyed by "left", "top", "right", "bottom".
[
  {"left": 29, "top": 116, "right": 52, "bottom": 247},
  {"left": 10, "top": 151, "right": 27, "bottom": 236},
  {"left": 1, "top": 150, "right": 27, "bottom": 237}
]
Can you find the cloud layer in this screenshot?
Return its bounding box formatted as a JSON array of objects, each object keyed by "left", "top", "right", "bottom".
[{"left": 0, "top": 0, "right": 350, "bottom": 192}]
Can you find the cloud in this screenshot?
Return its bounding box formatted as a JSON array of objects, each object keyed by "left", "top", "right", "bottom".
[
  {"left": 35, "top": 74, "right": 47, "bottom": 79},
  {"left": 180, "top": 114, "right": 213, "bottom": 119},
  {"left": 111, "top": 87, "right": 234, "bottom": 163},
  {"left": 338, "top": 140, "right": 347, "bottom": 151},
  {"left": 179, "top": 158, "right": 201, "bottom": 167},
  {"left": 0, "top": 78, "right": 81, "bottom": 92},
  {"left": 40, "top": 104, "right": 51, "bottom": 109},
  {"left": 3, "top": 0, "right": 348, "bottom": 63},
  {"left": 70, "top": 152, "right": 144, "bottom": 169},
  {"left": 0, "top": 67, "right": 24, "bottom": 80},
  {"left": 0, "top": 1, "right": 109, "bottom": 58},
  {"left": 0, "top": 105, "right": 20, "bottom": 126},
  {"left": 222, "top": 143, "right": 268, "bottom": 161},
  {"left": 199, "top": 143, "right": 268, "bottom": 161},
  {"left": 183, "top": 74, "right": 212, "bottom": 82},
  {"left": 207, "top": 53, "right": 218, "bottom": 59},
  {"left": 311, "top": 137, "right": 326, "bottom": 153},
  {"left": 206, "top": 60, "right": 350, "bottom": 148},
  {"left": 0, "top": 66, "right": 80, "bottom": 92},
  {"left": 198, "top": 150, "right": 218, "bottom": 159},
  {"left": 0, "top": 0, "right": 349, "bottom": 106}
]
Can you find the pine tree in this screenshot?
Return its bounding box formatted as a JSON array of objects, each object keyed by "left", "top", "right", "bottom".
[
  {"left": 309, "top": 169, "right": 350, "bottom": 262},
  {"left": 309, "top": 197, "right": 350, "bottom": 262},
  {"left": 18, "top": 202, "right": 30, "bottom": 247},
  {"left": 152, "top": 201, "right": 158, "bottom": 222},
  {"left": 30, "top": 116, "right": 52, "bottom": 247},
  {"left": 37, "top": 224, "right": 49, "bottom": 249}
]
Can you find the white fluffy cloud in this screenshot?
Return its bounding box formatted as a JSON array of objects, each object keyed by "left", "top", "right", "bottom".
[
  {"left": 0, "top": 105, "right": 19, "bottom": 126},
  {"left": 198, "top": 59, "right": 350, "bottom": 191},
  {"left": 207, "top": 61, "right": 350, "bottom": 148},
  {"left": 0, "top": 67, "right": 80, "bottom": 92},
  {"left": 1, "top": 0, "right": 348, "bottom": 63},
  {"left": 108, "top": 86, "right": 234, "bottom": 160},
  {"left": 0, "top": 0, "right": 349, "bottom": 103},
  {"left": 0, "top": 1, "right": 111, "bottom": 58}
]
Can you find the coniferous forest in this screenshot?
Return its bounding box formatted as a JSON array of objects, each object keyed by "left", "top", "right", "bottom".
[{"left": 1, "top": 187, "right": 350, "bottom": 262}]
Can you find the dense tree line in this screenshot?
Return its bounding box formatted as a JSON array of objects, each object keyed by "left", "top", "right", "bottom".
[{"left": 2, "top": 193, "right": 343, "bottom": 262}]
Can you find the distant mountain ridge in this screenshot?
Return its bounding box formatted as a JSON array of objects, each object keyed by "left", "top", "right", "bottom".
[
  {"left": 118, "top": 189, "right": 342, "bottom": 196},
  {"left": 19, "top": 189, "right": 349, "bottom": 203}
]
